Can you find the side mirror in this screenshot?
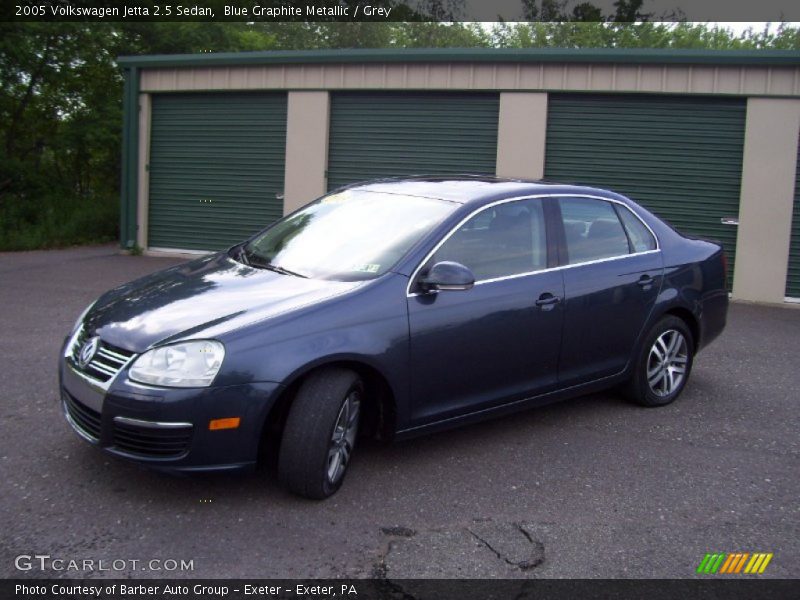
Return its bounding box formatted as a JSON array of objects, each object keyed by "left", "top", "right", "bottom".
[{"left": 418, "top": 261, "right": 475, "bottom": 293}]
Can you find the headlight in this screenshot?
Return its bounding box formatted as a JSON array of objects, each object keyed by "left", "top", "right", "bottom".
[{"left": 129, "top": 340, "right": 225, "bottom": 388}]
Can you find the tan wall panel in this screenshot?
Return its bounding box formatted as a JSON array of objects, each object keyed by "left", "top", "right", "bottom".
[
  {"left": 342, "top": 64, "right": 366, "bottom": 87},
  {"left": 140, "top": 63, "right": 800, "bottom": 97},
  {"left": 638, "top": 65, "right": 663, "bottom": 91},
  {"left": 664, "top": 66, "right": 690, "bottom": 92},
  {"left": 496, "top": 93, "right": 548, "bottom": 180},
  {"left": 136, "top": 93, "right": 151, "bottom": 249},
  {"left": 613, "top": 66, "right": 639, "bottom": 90},
  {"left": 517, "top": 65, "right": 542, "bottom": 89},
  {"left": 741, "top": 67, "right": 769, "bottom": 95},
  {"left": 541, "top": 65, "right": 565, "bottom": 89},
  {"left": 733, "top": 98, "right": 800, "bottom": 303},
  {"left": 283, "top": 91, "right": 329, "bottom": 215},
  {"left": 690, "top": 66, "right": 715, "bottom": 93},
  {"left": 448, "top": 65, "right": 472, "bottom": 88},
  {"left": 771, "top": 68, "right": 798, "bottom": 95},
  {"left": 494, "top": 64, "right": 519, "bottom": 89},
  {"left": 716, "top": 68, "right": 742, "bottom": 93},
  {"left": 564, "top": 65, "right": 591, "bottom": 90}
]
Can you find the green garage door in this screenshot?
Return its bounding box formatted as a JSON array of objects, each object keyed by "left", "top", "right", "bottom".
[
  {"left": 327, "top": 92, "right": 499, "bottom": 191},
  {"left": 786, "top": 136, "right": 800, "bottom": 299},
  {"left": 545, "top": 94, "right": 746, "bottom": 286},
  {"left": 148, "top": 92, "right": 287, "bottom": 251}
]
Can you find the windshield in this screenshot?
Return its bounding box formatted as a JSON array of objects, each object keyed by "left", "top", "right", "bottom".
[{"left": 241, "top": 190, "right": 457, "bottom": 281}]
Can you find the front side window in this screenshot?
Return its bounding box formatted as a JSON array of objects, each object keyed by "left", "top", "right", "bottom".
[
  {"left": 431, "top": 198, "right": 547, "bottom": 281},
  {"left": 244, "top": 190, "right": 457, "bottom": 281},
  {"left": 559, "top": 198, "right": 630, "bottom": 264}
]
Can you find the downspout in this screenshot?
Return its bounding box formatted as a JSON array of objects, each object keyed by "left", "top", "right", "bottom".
[{"left": 119, "top": 65, "right": 139, "bottom": 249}]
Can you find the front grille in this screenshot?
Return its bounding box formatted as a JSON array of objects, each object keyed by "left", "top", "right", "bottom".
[
  {"left": 63, "top": 391, "right": 101, "bottom": 441},
  {"left": 70, "top": 328, "right": 136, "bottom": 384},
  {"left": 112, "top": 420, "right": 193, "bottom": 458}
]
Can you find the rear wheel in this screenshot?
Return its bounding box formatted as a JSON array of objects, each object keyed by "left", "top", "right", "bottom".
[
  {"left": 625, "top": 316, "right": 694, "bottom": 407},
  {"left": 278, "top": 368, "right": 362, "bottom": 499}
]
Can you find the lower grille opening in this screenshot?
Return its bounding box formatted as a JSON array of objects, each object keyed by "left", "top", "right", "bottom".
[
  {"left": 112, "top": 421, "right": 192, "bottom": 458},
  {"left": 63, "top": 392, "right": 101, "bottom": 441}
]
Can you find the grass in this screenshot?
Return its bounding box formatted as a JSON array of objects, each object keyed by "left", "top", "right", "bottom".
[{"left": 0, "top": 192, "right": 118, "bottom": 251}]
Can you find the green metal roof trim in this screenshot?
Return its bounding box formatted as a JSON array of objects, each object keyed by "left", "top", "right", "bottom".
[{"left": 117, "top": 47, "right": 800, "bottom": 69}]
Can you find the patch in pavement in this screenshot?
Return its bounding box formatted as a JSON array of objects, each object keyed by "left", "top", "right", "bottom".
[{"left": 376, "top": 520, "right": 545, "bottom": 579}]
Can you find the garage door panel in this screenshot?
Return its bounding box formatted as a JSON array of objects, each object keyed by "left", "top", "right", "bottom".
[
  {"left": 327, "top": 92, "right": 499, "bottom": 191},
  {"left": 148, "top": 92, "right": 287, "bottom": 251},
  {"left": 545, "top": 94, "right": 746, "bottom": 286}
]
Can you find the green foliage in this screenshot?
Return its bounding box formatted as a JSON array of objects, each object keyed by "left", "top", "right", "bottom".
[
  {"left": 0, "top": 191, "right": 118, "bottom": 250},
  {"left": 0, "top": 22, "right": 274, "bottom": 251},
  {"left": 1, "top": 20, "right": 798, "bottom": 251},
  {"left": 490, "top": 22, "right": 800, "bottom": 50}
]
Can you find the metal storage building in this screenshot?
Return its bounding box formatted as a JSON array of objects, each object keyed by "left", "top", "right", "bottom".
[{"left": 117, "top": 48, "right": 800, "bottom": 305}]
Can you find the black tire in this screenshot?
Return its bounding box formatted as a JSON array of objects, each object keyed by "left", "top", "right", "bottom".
[
  {"left": 624, "top": 315, "right": 695, "bottom": 407},
  {"left": 278, "top": 368, "right": 363, "bottom": 499}
]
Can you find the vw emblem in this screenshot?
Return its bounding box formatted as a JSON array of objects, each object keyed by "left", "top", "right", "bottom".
[{"left": 78, "top": 337, "right": 100, "bottom": 368}]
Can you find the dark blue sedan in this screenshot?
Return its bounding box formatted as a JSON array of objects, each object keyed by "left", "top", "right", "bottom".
[{"left": 61, "top": 177, "right": 728, "bottom": 498}]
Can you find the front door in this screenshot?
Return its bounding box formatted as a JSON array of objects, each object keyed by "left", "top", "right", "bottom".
[{"left": 407, "top": 197, "right": 564, "bottom": 427}]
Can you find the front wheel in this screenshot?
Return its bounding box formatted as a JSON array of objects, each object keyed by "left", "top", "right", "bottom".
[
  {"left": 278, "top": 368, "right": 362, "bottom": 499},
  {"left": 624, "top": 316, "right": 694, "bottom": 407}
]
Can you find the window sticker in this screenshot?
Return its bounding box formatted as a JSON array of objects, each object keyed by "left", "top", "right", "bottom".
[{"left": 351, "top": 263, "right": 381, "bottom": 273}]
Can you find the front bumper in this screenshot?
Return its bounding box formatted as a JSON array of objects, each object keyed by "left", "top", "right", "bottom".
[{"left": 59, "top": 352, "right": 283, "bottom": 473}]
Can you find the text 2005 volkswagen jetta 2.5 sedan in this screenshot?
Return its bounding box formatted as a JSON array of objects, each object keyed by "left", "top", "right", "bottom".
[{"left": 61, "top": 177, "right": 728, "bottom": 498}]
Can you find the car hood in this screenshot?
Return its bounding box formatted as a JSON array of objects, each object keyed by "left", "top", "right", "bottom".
[{"left": 84, "top": 253, "right": 362, "bottom": 353}]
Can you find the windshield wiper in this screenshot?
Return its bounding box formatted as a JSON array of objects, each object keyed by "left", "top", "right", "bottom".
[
  {"left": 260, "top": 263, "right": 308, "bottom": 278},
  {"left": 245, "top": 252, "right": 307, "bottom": 278},
  {"left": 237, "top": 245, "right": 308, "bottom": 278}
]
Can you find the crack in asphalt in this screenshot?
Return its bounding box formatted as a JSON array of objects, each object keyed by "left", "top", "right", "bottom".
[
  {"left": 466, "top": 527, "right": 544, "bottom": 572},
  {"left": 468, "top": 529, "right": 518, "bottom": 568},
  {"left": 379, "top": 521, "right": 545, "bottom": 578}
]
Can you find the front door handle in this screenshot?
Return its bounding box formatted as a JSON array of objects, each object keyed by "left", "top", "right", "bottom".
[{"left": 535, "top": 293, "right": 561, "bottom": 310}]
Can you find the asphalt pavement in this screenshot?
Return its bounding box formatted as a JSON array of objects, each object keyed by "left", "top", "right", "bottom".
[{"left": 1, "top": 245, "right": 797, "bottom": 579}]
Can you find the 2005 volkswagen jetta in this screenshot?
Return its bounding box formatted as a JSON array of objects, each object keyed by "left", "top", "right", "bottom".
[{"left": 61, "top": 177, "right": 728, "bottom": 498}]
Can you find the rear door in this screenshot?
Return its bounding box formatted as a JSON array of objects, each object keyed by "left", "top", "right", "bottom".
[{"left": 555, "top": 196, "right": 663, "bottom": 385}]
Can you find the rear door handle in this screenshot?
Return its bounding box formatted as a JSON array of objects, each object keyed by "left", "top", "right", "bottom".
[
  {"left": 637, "top": 275, "right": 654, "bottom": 288},
  {"left": 535, "top": 292, "right": 561, "bottom": 309}
]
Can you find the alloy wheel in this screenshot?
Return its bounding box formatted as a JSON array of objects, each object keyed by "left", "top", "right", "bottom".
[
  {"left": 647, "top": 329, "right": 688, "bottom": 397},
  {"left": 326, "top": 390, "right": 361, "bottom": 485}
]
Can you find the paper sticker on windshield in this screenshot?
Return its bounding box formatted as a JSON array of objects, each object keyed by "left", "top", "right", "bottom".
[{"left": 352, "top": 263, "right": 380, "bottom": 273}]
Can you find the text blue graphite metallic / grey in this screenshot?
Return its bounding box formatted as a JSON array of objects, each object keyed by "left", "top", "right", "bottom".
[{"left": 60, "top": 177, "right": 728, "bottom": 499}]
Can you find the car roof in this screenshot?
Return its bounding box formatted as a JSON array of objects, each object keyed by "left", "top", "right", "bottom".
[{"left": 341, "top": 175, "right": 628, "bottom": 206}]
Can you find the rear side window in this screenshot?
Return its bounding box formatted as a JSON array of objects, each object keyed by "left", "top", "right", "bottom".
[
  {"left": 616, "top": 205, "right": 657, "bottom": 252},
  {"left": 559, "top": 198, "right": 630, "bottom": 264},
  {"left": 433, "top": 198, "right": 547, "bottom": 281}
]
